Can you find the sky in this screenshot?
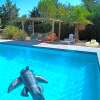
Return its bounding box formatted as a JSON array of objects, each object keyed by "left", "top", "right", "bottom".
[{"left": 0, "top": 0, "right": 82, "bottom": 16}]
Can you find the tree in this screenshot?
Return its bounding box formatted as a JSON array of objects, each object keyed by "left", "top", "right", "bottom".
[
  {"left": 0, "top": 0, "right": 19, "bottom": 27},
  {"left": 82, "top": 0, "right": 100, "bottom": 12},
  {"left": 56, "top": 3, "right": 68, "bottom": 20},
  {"left": 82, "top": 0, "right": 100, "bottom": 41},
  {"left": 29, "top": 7, "right": 41, "bottom": 17},
  {"left": 38, "top": 0, "right": 57, "bottom": 18},
  {"left": 82, "top": 0, "right": 100, "bottom": 20},
  {"left": 38, "top": 0, "right": 69, "bottom": 21},
  {"left": 66, "top": 6, "right": 92, "bottom": 41},
  {"left": 82, "top": 0, "right": 94, "bottom": 12}
]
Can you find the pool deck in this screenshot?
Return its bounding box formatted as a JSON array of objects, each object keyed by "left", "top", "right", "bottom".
[{"left": 0, "top": 39, "right": 100, "bottom": 65}]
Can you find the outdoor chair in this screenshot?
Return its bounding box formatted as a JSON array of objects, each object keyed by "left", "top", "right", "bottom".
[{"left": 60, "top": 34, "right": 75, "bottom": 45}]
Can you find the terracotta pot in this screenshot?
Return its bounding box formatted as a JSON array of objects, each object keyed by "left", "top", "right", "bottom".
[{"left": 47, "top": 33, "right": 57, "bottom": 41}]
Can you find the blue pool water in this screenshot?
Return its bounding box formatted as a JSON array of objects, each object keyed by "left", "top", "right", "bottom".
[{"left": 0, "top": 44, "right": 100, "bottom": 100}]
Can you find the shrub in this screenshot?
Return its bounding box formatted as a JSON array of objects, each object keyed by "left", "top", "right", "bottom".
[
  {"left": 2, "top": 25, "right": 18, "bottom": 39},
  {"left": 13, "top": 30, "right": 27, "bottom": 40},
  {"left": 2, "top": 25, "right": 27, "bottom": 40}
]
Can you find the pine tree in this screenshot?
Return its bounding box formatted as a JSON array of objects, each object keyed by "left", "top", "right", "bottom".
[{"left": 0, "top": 0, "right": 19, "bottom": 26}]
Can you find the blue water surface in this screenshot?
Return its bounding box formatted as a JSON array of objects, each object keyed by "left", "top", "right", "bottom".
[{"left": 0, "top": 44, "right": 100, "bottom": 100}]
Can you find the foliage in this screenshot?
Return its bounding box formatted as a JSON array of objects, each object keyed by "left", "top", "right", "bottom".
[
  {"left": 66, "top": 6, "right": 92, "bottom": 25},
  {"left": 0, "top": 0, "right": 100, "bottom": 41},
  {"left": 82, "top": 0, "right": 94, "bottom": 12},
  {"left": 29, "top": 7, "right": 41, "bottom": 17},
  {"left": 38, "top": 0, "right": 70, "bottom": 20},
  {"left": 82, "top": 0, "right": 100, "bottom": 12},
  {"left": 90, "top": 4, "right": 100, "bottom": 20},
  {"left": 38, "top": 0, "right": 57, "bottom": 18},
  {"left": 81, "top": 0, "right": 100, "bottom": 41},
  {"left": 0, "top": 0, "right": 19, "bottom": 27},
  {"left": 56, "top": 3, "right": 68, "bottom": 20},
  {"left": 37, "top": 0, "right": 92, "bottom": 25},
  {"left": 62, "top": 5, "right": 92, "bottom": 41},
  {"left": 2, "top": 25, "right": 19, "bottom": 38},
  {"left": 2, "top": 25, "right": 27, "bottom": 40},
  {"left": 13, "top": 31, "right": 27, "bottom": 40}
]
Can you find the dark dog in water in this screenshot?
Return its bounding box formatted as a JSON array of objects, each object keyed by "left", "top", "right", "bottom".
[{"left": 8, "top": 66, "right": 48, "bottom": 100}]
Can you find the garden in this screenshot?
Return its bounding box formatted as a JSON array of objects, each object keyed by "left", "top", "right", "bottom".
[{"left": 0, "top": 0, "right": 100, "bottom": 43}]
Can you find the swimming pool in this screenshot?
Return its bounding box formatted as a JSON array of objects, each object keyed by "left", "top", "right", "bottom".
[{"left": 0, "top": 44, "right": 100, "bottom": 100}]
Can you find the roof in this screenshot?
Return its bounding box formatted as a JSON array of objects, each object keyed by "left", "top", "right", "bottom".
[{"left": 16, "top": 17, "right": 64, "bottom": 23}]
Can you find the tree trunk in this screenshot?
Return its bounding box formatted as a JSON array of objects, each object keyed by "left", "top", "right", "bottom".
[
  {"left": 74, "top": 24, "right": 85, "bottom": 42},
  {"left": 75, "top": 25, "right": 79, "bottom": 42}
]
